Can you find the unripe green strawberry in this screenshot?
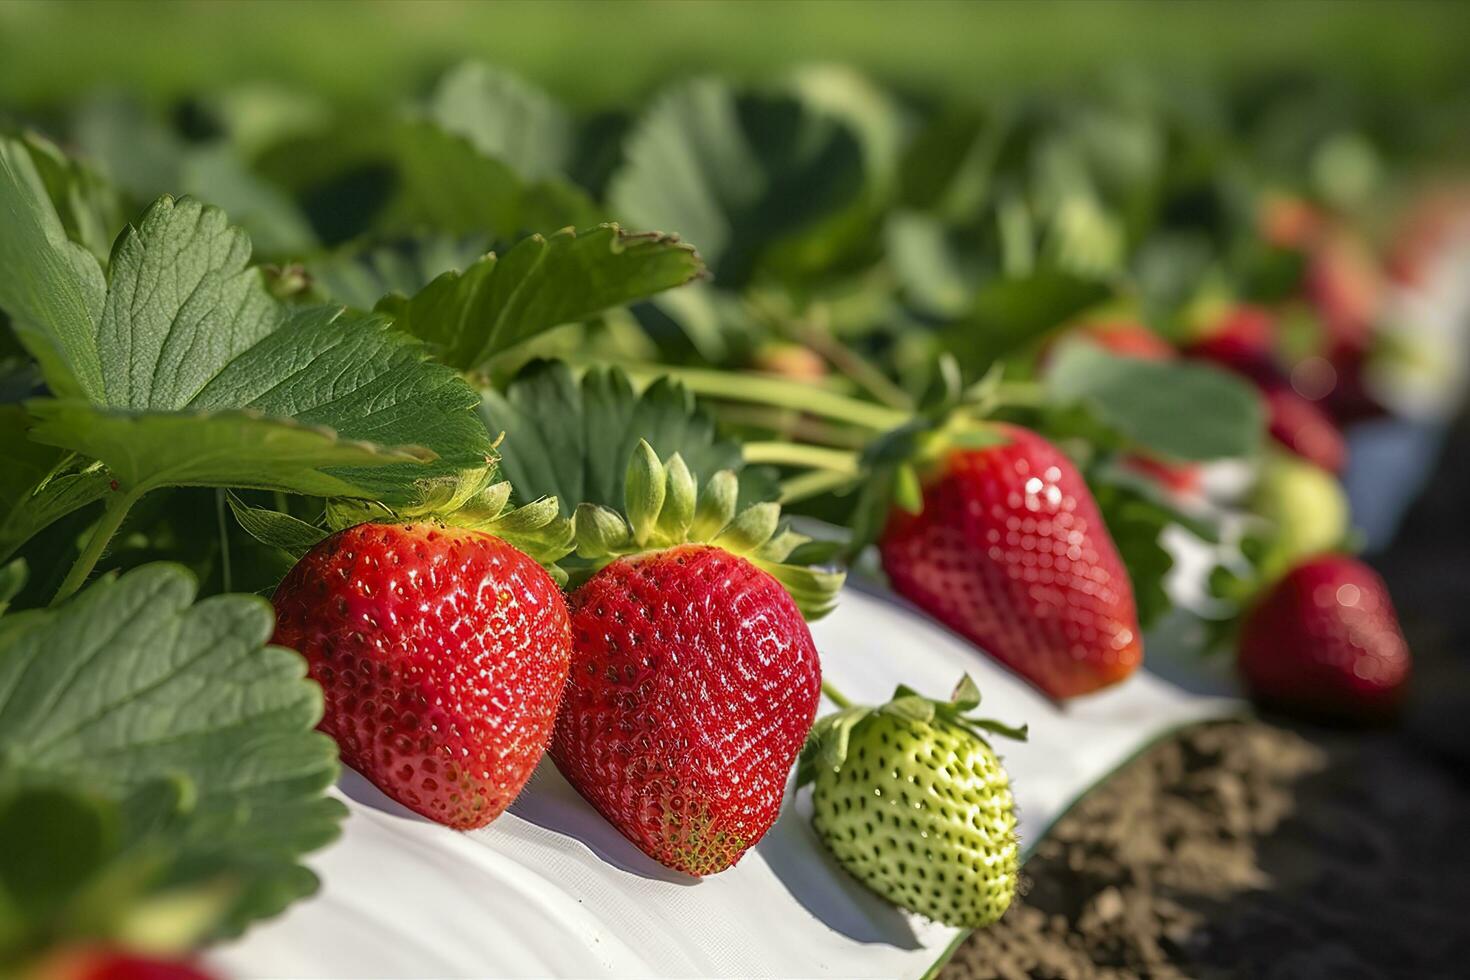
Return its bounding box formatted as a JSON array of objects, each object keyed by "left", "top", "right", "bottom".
[
  {"left": 798, "top": 677, "right": 1026, "bottom": 928},
  {"left": 1250, "top": 452, "right": 1349, "bottom": 581}
]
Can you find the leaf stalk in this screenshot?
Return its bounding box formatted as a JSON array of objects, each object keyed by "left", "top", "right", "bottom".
[{"left": 51, "top": 484, "right": 143, "bottom": 606}]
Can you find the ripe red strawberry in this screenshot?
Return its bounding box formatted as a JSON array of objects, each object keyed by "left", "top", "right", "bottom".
[
  {"left": 551, "top": 443, "right": 838, "bottom": 875},
  {"left": 1073, "top": 320, "right": 1176, "bottom": 361},
  {"left": 1185, "top": 304, "right": 1278, "bottom": 380},
  {"left": 1262, "top": 382, "right": 1347, "bottom": 474},
  {"left": 1239, "top": 555, "right": 1410, "bottom": 722},
  {"left": 879, "top": 424, "right": 1143, "bottom": 700},
  {"left": 1304, "top": 231, "right": 1382, "bottom": 359},
  {"left": 27, "top": 948, "right": 215, "bottom": 980},
  {"left": 1260, "top": 193, "right": 1327, "bottom": 250},
  {"left": 1120, "top": 453, "right": 1203, "bottom": 496},
  {"left": 273, "top": 520, "right": 572, "bottom": 829}
]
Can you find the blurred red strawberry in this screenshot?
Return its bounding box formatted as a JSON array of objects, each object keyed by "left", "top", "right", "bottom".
[
  {"left": 1120, "top": 454, "right": 1203, "bottom": 496},
  {"left": 1262, "top": 383, "right": 1347, "bottom": 474},
  {"left": 28, "top": 949, "right": 215, "bottom": 980},
  {"left": 1304, "top": 231, "right": 1382, "bottom": 360},
  {"left": 1239, "top": 555, "right": 1410, "bottom": 723},
  {"left": 1260, "top": 193, "right": 1327, "bottom": 250},
  {"left": 1074, "top": 320, "right": 1176, "bottom": 361},
  {"left": 1387, "top": 184, "right": 1470, "bottom": 286},
  {"left": 1184, "top": 304, "right": 1278, "bottom": 381}
]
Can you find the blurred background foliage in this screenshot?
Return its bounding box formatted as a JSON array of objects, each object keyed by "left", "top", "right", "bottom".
[
  {"left": 2, "top": 0, "right": 1468, "bottom": 114},
  {"left": 1, "top": 0, "right": 1466, "bottom": 605}
]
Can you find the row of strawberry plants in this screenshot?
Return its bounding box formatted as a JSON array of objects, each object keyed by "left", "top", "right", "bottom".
[{"left": 0, "top": 62, "right": 1456, "bottom": 975}]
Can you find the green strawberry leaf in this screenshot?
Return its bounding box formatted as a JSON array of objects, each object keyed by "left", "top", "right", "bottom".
[
  {"left": 18, "top": 130, "right": 128, "bottom": 266},
  {"left": 309, "top": 235, "right": 490, "bottom": 311},
  {"left": 0, "top": 780, "right": 241, "bottom": 964},
  {"left": 375, "top": 224, "right": 704, "bottom": 371},
  {"left": 1089, "top": 475, "right": 1180, "bottom": 631},
  {"left": 25, "top": 400, "right": 432, "bottom": 501},
  {"left": 0, "top": 559, "right": 24, "bottom": 615},
  {"left": 71, "top": 94, "right": 316, "bottom": 258},
  {"left": 609, "top": 78, "right": 865, "bottom": 286},
  {"left": 391, "top": 121, "right": 601, "bottom": 240},
  {"left": 428, "top": 62, "right": 577, "bottom": 183},
  {"left": 0, "top": 563, "right": 346, "bottom": 940},
  {"left": 0, "top": 405, "right": 110, "bottom": 563},
  {"left": 1045, "top": 342, "right": 1265, "bottom": 461},
  {"left": 939, "top": 270, "right": 1111, "bottom": 379},
  {"left": 0, "top": 147, "right": 495, "bottom": 513},
  {"left": 480, "top": 360, "right": 775, "bottom": 516},
  {"left": 0, "top": 137, "right": 108, "bottom": 399}
]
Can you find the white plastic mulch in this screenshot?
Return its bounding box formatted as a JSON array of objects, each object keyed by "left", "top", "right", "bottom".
[{"left": 213, "top": 565, "right": 1242, "bottom": 980}]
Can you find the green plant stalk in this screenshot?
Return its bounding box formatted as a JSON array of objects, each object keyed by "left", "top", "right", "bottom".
[
  {"left": 215, "top": 488, "right": 233, "bottom": 594},
  {"left": 821, "top": 680, "right": 854, "bottom": 709},
  {"left": 623, "top": 365, "right": 911, "bottom": 432},
  {"left": 776, "top": 304, "right": 915, "bottom": 413},
  {"left": 51, "top": 485, "right": 144, "bottom": 606},
  {"left": 805, "top": 328, "right": 915, "bottom": 413},
  {"left": 713, "top": 403, "right": 873, "bottom": 450},
  {"left": 743, "top": 441, "right": 861, "bottom": 474},
  {"left": 779, "top": 469, "right": 862, "bottom": 505},
  {"left": 971, "top": 380, "right": 1047, "bottom": 411}
]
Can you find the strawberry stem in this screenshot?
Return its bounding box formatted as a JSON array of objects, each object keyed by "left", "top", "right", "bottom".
[
  {"left": 779, "top": 468, "right": 861, "bottom": 504},
  {"left": 743, "top": 441, "right": 861, "bottom": 474},
  {"left": 821, "top": 680, "right": 854, "bottom": 708},
  {"left": 778, "top": 311, "right": 915, "bottom": 412},
  {"left": 51, "top": 484, "right": 143, "bottom": 607},
  {"left": 622, "top": 364, "right": 912, "bottom": 432},
  {"left": 713, "top": 404, "right": 872, "bottom": 449}
]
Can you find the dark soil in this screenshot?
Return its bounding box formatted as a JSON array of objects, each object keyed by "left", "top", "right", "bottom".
[{"left": 942, "top": 414, "right": 1470, "bottom": 980}]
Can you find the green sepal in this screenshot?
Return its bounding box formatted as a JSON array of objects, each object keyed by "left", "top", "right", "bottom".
[
  {"left": 845, "top": 413, "right": 1012, "bottom": 559},
  {"left": 625, "top": 440, "right": 666, "bottom": 548},
  {"left": 690, "top": 469, "right": 739, "bottom": 542},
  {"left": 573, "top": 503, "right": 634, "bottom": 557},
  {"left": 891, "top": 464, "right": 923, "bottom": 515},
  {"left": 569, "top": 440, "right": 843, "bottom": 620},
  {"left": 712, "top": 502, "right": 780, "bottom": 554},
  {"left": 226, "top": 493, "right": 329, "bottom": 559},
  {"left": 797, "top": 674, "right": 1026, "bottom": 789},
  {"left": 657, "top": 454, "right": 697, "bottom": 542},
  {"left": 230, "top": 465, "right": 574, "bottom": 571}
]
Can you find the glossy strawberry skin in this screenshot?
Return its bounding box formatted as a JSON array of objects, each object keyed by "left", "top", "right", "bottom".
[
  {"left": 272, "top": 523, "right": 572, "bottom": 830},
  {"left": 553, "top": 544, "right": 821, "bottom": 876},
  {"left": 1239, "top": 556, "right": 1410, "bottom": 722},
  {"left": 880, "top": 425, "right": 1143, "bottom": 700}
]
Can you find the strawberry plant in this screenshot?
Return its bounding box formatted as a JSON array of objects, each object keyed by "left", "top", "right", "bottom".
[{"left": 0, "top": 44, "right": 1448, "bottom": 973}]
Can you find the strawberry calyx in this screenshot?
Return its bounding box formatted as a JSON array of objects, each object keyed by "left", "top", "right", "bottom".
[
  {"left": 568, "top": 440, "right": 844, "bottom": 619},
  {"left": 796, "top": 674, "right": 1028, "bottom": 789},
  {"left": 325, "top": 467, "right": 575, "bottom": 570},
  {"left": 230, "top": 462, "right": 575, "bottom": 580}
]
